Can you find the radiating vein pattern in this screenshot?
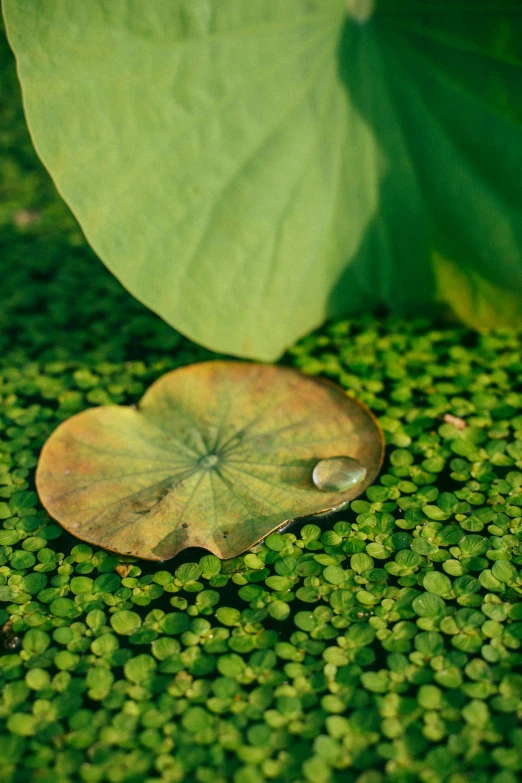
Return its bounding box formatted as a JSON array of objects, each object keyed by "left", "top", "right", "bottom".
[{"left": 36, "top": 361, "right": 384, "bottom": 560}]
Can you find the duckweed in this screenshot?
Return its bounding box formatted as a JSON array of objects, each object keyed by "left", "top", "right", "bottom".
[{"left": 3, "top": 19, "right": 522, "bottom": 783}]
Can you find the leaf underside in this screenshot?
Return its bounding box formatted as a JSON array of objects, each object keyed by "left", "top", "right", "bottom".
[
  {"left": 36, "top": 362, "right": 384, "bottom": 560},
  {"left": 4, "top": 0, "right": 522, "bottom": 359}
]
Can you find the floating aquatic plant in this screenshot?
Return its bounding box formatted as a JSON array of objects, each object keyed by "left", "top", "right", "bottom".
[{"left": 36, "top": 362, "right": 383, "bottom": 560}]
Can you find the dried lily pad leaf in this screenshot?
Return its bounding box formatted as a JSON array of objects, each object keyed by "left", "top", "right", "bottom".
[{"left": 36, "top": 362, "right": 384, "bottom": 560}]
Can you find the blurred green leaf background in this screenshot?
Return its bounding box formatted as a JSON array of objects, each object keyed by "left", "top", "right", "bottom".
[{"left": 3, "top": 1, "right": 522, "bottom": 359}]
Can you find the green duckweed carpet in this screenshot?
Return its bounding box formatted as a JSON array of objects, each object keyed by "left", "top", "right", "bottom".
[{"left": 2, "top": 21, "right": 522, "bottom": 783}]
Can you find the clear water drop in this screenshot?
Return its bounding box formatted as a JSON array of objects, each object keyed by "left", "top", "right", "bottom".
[{"left": 312, "top": 456, "right": 366, "bottom": 492}]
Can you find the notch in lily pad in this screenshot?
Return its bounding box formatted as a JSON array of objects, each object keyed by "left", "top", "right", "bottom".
[{"left": 36, "top": 361, "right": 384, "bottom": 560}]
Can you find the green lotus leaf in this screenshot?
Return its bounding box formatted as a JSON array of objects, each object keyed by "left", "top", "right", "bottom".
[
  {"left": 4, "top": 1, "right": 522, "bottom": 360},
  {"left": 36, "top": 361, "right": 383, "bottom": 560}
]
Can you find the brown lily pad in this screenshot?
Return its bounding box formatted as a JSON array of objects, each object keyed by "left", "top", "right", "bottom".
[{"left": 36, "top": 362, "right": 384, "bottom": 560}]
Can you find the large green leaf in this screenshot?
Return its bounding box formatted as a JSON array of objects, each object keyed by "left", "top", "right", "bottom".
[
  {"left": 4, "top": 1, "right": 522, "bottom": 359},
  {"left": 36, "top": 362, "right": 384, "bottom": 560}
]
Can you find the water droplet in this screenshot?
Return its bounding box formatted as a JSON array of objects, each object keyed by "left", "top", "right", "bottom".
[
  {"left": 199, "top": 454, "right": 219, "bottom": 470},
  {"left": 312, "top": 456, "right": 366, "bottom": 492}
]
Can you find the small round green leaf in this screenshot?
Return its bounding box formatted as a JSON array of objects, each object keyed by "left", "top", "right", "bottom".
[
  {"left": 423, "top": 571, "right": 452, "bottom": 596},
  {"left": 412, "top": 593, "right": 446, "bottom": 618}
]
